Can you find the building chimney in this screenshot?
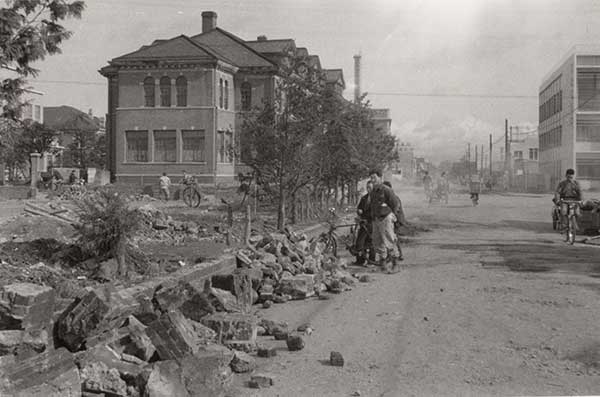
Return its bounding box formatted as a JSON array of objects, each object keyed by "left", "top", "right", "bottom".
[
  {"left": 353, "top": 54, "right": 361, "bottom": 103},
  {"left": 257, "top": 35, "right": 267, "bottom": 41},
  {"left": 202, "top": 11, "right": 217, "bottom": 33}
]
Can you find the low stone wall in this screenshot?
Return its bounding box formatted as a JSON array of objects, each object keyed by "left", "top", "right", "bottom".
[{"left": 0, "top": 186, "right": 31, "bottom": 200}]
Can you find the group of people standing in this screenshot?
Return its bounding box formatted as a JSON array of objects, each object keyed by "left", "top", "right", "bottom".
[{"left": 354, "top": 170, "right": 406, "bottom": 274}]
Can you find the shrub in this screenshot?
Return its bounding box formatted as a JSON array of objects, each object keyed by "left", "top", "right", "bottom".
[{"left": 73, "top": 189, "right": 141, "bottom": 276}]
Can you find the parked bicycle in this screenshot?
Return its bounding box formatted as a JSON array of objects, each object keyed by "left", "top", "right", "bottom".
[
  {"left": 314, "top": 208, "right": 357, "bottom": 257},
  {"left": 181, "top": 177, "right": 202, "bottom": 208}
]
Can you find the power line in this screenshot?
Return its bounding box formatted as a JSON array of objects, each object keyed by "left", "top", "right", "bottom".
[
  {"left": 367, "top": 92, "right": 538, "bottom": 99},
  {"left": 32, "top": 80, "right": 105, "bottom": 86}
]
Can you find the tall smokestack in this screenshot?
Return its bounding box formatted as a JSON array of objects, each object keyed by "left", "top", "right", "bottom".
[{"left": 353, "top": 54, "right": 361, "bottom": 103}]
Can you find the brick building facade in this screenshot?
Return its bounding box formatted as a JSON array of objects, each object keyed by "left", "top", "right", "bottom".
[{"left": 100, "top": 11, "right": 344, "bottom": 185}]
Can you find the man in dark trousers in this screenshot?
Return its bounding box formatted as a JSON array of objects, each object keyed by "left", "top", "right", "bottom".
[
  {"left": 553, "top": 168, "right": 582, "bottom": 229},
  {"left": 369, "top": 170, "right": 401, "bottom": 273},
  {"left": 354, "top": 180, "right": 375, "bottom": 265}
]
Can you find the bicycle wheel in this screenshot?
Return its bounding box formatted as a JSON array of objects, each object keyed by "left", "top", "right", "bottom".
[
  {"left": 567, "top": 216, "right": 576, "bottom": 245},
  {"left": 182, "top": 187, "right": 201, "bottom": 208},
  {"left": 320, "top": 233, "right": 338, "bottom": 257}
]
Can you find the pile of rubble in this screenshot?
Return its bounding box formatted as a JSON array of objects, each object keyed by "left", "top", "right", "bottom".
[{"left": 0, "top": 229, "right": 358, "bottom": 395}]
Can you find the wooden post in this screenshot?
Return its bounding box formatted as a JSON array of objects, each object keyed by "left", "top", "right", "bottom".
[{"left": 245, "top": 204, "right": 251, "bottom": 246}]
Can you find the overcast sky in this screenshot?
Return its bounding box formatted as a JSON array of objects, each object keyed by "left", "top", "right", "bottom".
[{"left": 27, "top": 0, "right": 600, "bottom": 163}]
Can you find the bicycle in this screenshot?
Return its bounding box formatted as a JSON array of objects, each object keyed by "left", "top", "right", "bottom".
[
  {"left": 181, "top": 178, "right": 202, "bottom": 208},
  {"left": 314, "top": 208, "right": 357, "bottom": 257},
  {"left": 559, "top": 199, "right": 581, "bottom": 245}
]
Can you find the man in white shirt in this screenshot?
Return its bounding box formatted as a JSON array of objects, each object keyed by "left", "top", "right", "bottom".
[{"left": 158, "top": 172, "right": 171, "bottom": 201}]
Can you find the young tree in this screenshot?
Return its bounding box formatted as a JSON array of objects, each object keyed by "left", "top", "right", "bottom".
[
  {"left": 1, "top": 0, "right": 85, "bottom": 119},
  {"left": 14, "top": 119, "right": 58, "bottom": 172},
  {"left": 241, "top": 58, "right": 326, "bottom": 229}
]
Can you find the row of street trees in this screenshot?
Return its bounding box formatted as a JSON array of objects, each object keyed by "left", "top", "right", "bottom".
[{"left": 241, "top": 57, "right": 398, "bottom": 229}]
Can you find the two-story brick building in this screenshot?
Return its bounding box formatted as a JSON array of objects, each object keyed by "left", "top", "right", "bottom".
[{"left": 100, "top": 11, "right": 345, "bottom": 185}]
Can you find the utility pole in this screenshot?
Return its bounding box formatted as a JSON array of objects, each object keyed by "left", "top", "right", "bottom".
[
  {"left": 504, "top": 119, "right": 509, "bottom": 172},
  {"left": 474, "top": 144, "right": 478, "bottom": 175},
  {"left": 467, "top": 143, "right": 471, "bottom": 177},
  {"left": 480, "top": 144, "right": 484, "bottom": 176},
  {"left": 489, "top": 133, "right": 493, "bottom": 179}
]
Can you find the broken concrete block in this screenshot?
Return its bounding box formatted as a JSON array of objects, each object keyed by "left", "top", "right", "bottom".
[
  {"left": 57, "top": 285, "right": 136, "bottom": 351},
  {"left": 122, "top": 315, "right": 156, "bottom": 361},
  {"left": 249, "top": 373, "right": 274, "bottom": 389},
  {"left": 286, "top": 333, "right": 305, "bottom": 351},
  {"left": 145, "top": 360, "right": 189, "bottom": 397},
  {"left": 257, "top": 346, "right": 277, "bottom": 358},
  {"left": 201, "top": 313, "right": 257, "bottom": 345},
  {"left": 260, "top": 252, "right": 278, "bottom": 265},
  {"left": 230, "top": 351, "right": 256, "bottom": 373},
  {"left": 16, "top": 328, "right": 48, "bottom": 358},
  {"left": 75, "top": 344, "right": 147, "bottom": 381},
  {"left": 262, "top": 300, "right": 273, "bottom": 309},
  {"left": 0, "top": 283, "right": 55, "bottom": 331},
  {"left": 0, "top": 347, "right": 79, "bottom": 396},
  {"left": 272, "top": 326, "right": 288, "bottom": 341},
  {"left": 80, "top": 361, "right": 128, "bottom": 396},
  {"left": 330, "top": 351, "right": 344, "bottom": 366},
  {"left": 208, "top": 287, "right": 243, "bottom": 313},
  {"left": 258, "top": 284, "right": 274, "bottom": 302},
  {"left": 146, "top": 310, "right": 201, "bottom": 360},
  {"left": 180, "top": 348, "right": 234, "bottom": 396},
  {"left": 235, "top": 250, "right": 253, "bottom": 268},
  {"left": 0, "top": 330, "right": 23, "bottom": 356},
  {"left": 277, "top": 274, "right": 316, "bottom": 300},
  {"left": 211, "top": 272, "right": 252, "bottom": 307}
]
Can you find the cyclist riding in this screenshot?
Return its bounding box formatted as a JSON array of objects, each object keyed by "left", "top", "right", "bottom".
[{"left": 553, "top": 168, "right": 582, "bottom": 231}]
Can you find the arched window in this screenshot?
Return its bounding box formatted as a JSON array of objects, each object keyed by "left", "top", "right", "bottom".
[
  {"left": 219, "top": 78, "right": 224, "bottom": 108},
  {"left": 241, "top": 82, "right": 251, "bottom": 111},
  {"left": 176, "top": 76, "right": 187, "bottom": 107},
  {"left": 224, "top": 80, "right": 229, "bottom": 110},
  {"left": 143, "top": 77, "right": 155, "bottom": 107},
  {"left": 160, "top": 76, "right": 171, "bottom": 107}
]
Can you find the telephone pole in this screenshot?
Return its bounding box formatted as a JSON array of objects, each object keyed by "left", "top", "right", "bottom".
[
  {"left": 480, "top": 144, "right": 484, "bottom": 175},
  {"left": 474, "top": 144, "right": 478, "bottom": 174},
  {"left": 489, "top": 133, "right": 493, "bottom": 179},
  {"left": 467, "top": 143, "right": 471, "bottom": 176}
]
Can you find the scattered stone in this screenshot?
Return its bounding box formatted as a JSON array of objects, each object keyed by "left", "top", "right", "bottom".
[
  {"left": 277, "top": 274, "right": 316, "bottom": 299},
  {"left": 257, "top": 346, "right": 277, "bottom": 358},
  {"left": 423, "top": 316, "right": 429, "bottom": 322},
  {"left": 260, "top": 253, "right": 278, "bottom": 264},
  {"left": 296, "top": 323, "right": 311, "bottom": 332},
  {"left": 358, "top": 274, "right": 372, "bottom": 283},
  {"left": 286, "top": 333, "right": 305, "bottom": 351},
  {"left": 230, "top": 351, "right": 256, "bottom": 373},
  {"left": 273, "top": 294, "right": 290, "bottom": 304},
  {"left": 208, "top": 287, "right": 243, "bottom": 313},
  {"left": 330, "top": 351, "right": 344, "bottom": 366},
  {"left": 256, "top": 326, "right": 267, "bottom": 336},
  {"left": 80, "top": 361, "right": 128, "bottom": 396},
  {"left": 272, "top": 324, "right": 289, "bottom": 341},
  {"left": 94, "top": 258, "right": 118, "bottom": 281},
  {"left": 0, "top": 283, "right": 55, "bottom": 331},
  {"left": 262, "top": 300, "right": 272, "bottom": 309},
  {"left": 249, "top": 373, "right": 274, "bottom": 389}
]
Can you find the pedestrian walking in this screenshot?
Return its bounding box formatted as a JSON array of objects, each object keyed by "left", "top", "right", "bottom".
[
  {"left": 354, "top": 180, "right": 375, "bottom": 265},
  {"left": 159, "top": 172, "right": 171, "bottom": 201},
  {"left": 369, "top": 170, "right": 401, "bottom": 273}
]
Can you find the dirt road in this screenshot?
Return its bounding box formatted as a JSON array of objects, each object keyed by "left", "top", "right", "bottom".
[{"left": 235, "top": 180, "right": 600, "bottom": 396}]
